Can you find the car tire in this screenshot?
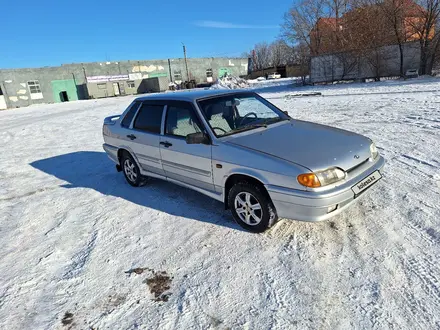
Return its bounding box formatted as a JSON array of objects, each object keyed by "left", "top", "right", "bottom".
[
  {"left": 228, "top": 182, "right": 278, "bottom": 233},
  {"left": 121, "top": 151, "right": 144, "bottom": 187}
]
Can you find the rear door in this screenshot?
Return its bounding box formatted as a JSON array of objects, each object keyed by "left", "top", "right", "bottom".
[
  {"left": 128, "top": 101, "right": 166, "bottom": 177},
  {"left": 116, "top": 100, "right": 141, "bottom": 148},
  {"left": 160, "top": 101, "right": 214, "bottom": 192}
]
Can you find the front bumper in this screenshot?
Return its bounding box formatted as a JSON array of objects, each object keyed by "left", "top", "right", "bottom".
[{"left": 266, "top": 156, "right": 385, "bottom": 222}]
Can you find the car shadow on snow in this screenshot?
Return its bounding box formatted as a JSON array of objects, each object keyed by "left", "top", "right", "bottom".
[{"left": 30, "top": 151, "right": 244, "bottom": 231}]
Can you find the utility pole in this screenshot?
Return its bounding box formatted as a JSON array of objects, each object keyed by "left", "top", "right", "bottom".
[
  {"left": 182, "top": 43, "right": 190, "bottom": 81},
  {"left": 168, "top": 59, "right": 173, "bottom": 83}
]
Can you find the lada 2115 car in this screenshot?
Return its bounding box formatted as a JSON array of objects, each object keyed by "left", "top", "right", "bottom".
[{"left": 103, "top": 90, "right": 385, "bottom": 232}]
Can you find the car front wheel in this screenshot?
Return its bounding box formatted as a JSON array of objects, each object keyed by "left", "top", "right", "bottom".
[{"left": 228, "top": 182, "right": 278, "bottom": 233}]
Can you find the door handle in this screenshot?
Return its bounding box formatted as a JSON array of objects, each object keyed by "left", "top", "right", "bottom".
[
  {"left": 126, "top": 134, "right": 136, "bottom": 140},
  {"left": 160, "top": 141, "right": 173, "bottom": 148}
]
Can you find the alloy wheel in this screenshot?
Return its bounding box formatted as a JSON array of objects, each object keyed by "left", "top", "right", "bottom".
[
  {"left": 234, "top": 192, "right": 263, "bottom": 225},
  {"left": 124, "top": 159, "right": 138, "bottom": 182}
]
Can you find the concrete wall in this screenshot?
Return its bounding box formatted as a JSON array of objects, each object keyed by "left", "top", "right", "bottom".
[
  {"left": 0, "top": 57, "right": 249, "bottom": 109},
  {"left": 0, "top": 67, "right": 78, "bottom": 108},
  {"left": 311, "top": 42, "right": 420, "bottom": 83}
]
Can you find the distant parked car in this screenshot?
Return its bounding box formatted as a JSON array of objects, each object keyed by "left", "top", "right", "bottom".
[
  {"left": 103, "top": 90, "right": 384, "bottom": 232},
  {"left": 267, "top": 72, "right": 281, "bottom": 79},
  {"left": 405, "top": 69, "right": 419, "bottom": 79}
]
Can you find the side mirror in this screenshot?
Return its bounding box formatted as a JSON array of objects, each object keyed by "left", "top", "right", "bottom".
[
  {"left": 283, "top": 110, "right": 289, "bottom": 116},
  {"left": 186, "top": 132, "right": 209, "bottom": 145}
]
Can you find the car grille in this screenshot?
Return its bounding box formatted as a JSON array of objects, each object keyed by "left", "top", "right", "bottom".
[{"left": 347, "top": 158, "right": 370, "bottom": 173}]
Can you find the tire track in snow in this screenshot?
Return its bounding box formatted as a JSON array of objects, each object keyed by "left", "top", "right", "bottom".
[
  {"left": 154, "top": 225, "right": 220, "bottom": 328},
  {"left": 0, "top": 287, "right": 10, "bottom": 310},
  {"left": 156, "top": 232, "right": 202, "bottom": 271},
  {"left": 405, "top": 208, "right": 440, "bottom": 246},
  {"left": 264, "top": 219, "right": 297, "bottom": 240},
  {"left": 258, "top": 270, "right": 301, "bottom": 329},
  {"left": 406, "top": 257, "right": 440, "bottom": 306},
  {"left": 398, "top": 256, "right": 440, "bottom": 329},
  {"left": 399, "top": 287, "right": 431, "bottom": 329},
  {"left": 401, "top": 154, "right": 438, "bottom": 169},
  {"left": 63, "top": 230, "right": 98, "bottom": 280},
  {"left": 0, "top": 185, "right": 61, "bottom": 202}
]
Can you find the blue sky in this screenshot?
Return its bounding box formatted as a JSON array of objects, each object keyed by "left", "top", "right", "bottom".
[{"left": 0, "top": 0, "right": 292, "bottom": 69}]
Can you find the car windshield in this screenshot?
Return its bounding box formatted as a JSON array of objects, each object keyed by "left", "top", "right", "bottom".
[{"left": 197, "top": 93, "right": 289, "bottom": 137}]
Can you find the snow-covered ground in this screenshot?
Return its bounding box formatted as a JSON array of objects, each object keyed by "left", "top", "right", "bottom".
[{"left": 0, "top": 78, "right": 439, "bottom": 329}]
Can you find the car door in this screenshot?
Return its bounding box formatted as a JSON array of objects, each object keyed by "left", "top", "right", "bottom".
[
  {"left": 117, "top": 100, "right": 141, "bottom": 152},
  {"left": 160, "top": 101, "right": 214, "bottom": 192},
  {"left": 128, "top": 101, "right": 166, "bottom": 177}
]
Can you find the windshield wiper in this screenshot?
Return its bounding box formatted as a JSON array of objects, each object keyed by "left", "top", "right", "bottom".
[
  {"left": 221, "top": 117, "right": 288, "bottom": 137},
  {"left": 263, "top": 117, "right": 287, "bottom": 125},
  {"left": 247, "top": 123, "right": 268, "bottom": 128},
  {"left": 222, "top": 123, "right": 267, "bottom": 136}
]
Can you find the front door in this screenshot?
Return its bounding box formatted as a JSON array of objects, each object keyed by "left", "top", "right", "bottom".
[
  {"left": 127, "top": 102, "right": 165, "bottom": 177},
  {"left": 119, "top": 83, "right": 126, "bottom": 95},
  {"left": 60, "top": 91, "right": 69, "bottom": 102},
  {"left": 113, "top": 82, "right": 120, "bottom": 96},
  {"left": 0, "top": 93, "right": 6, "bottom": 110},
  {"left": 160, "top": 101, "right": 214, "bottom": 192}
]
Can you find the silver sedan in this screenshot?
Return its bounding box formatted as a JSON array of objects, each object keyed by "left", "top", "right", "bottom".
[{"left": 103, "top": 89, "right": 384, "bottom": 232}]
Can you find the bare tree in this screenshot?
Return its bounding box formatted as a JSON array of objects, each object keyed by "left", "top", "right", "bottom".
[
  {"left": 336, "top": 52, "right": 359, "bottom": 79},
  {"left": 294, "top": 42, "right": 312, "bottom": 83},
  {"left": 282, "top": 0, "right": 328, "bottom": 54},
  {"left": 270, "top": 40, "right": 283, "bottom": 68},
  {"left": 344, "top": 1, "right": 390, "bottom": 79},
  {"left": 270, "top": 40, "right": 296, "bottom": 67},
  {"left": 282, "top": 0, "right": 354, "bottom": 81},
  {"left": 405, "top": 0, "right": 440, "bottom": 74},
  {"left": 380, "top": 0, "right": 408, "bottom": 76},
  {"left": 431, "top": 27, "right": 440, "bottom": 71},
  {"left": 271, "top": 40, "right": 287, "bottom": 68},
  {"left": 253, "top": 42, "right": 271, "bottom": 70}
]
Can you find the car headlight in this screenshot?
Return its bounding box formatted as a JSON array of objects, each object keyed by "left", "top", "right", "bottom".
[
  {"left": 370, "top": 143, "right": 379, "bottom": 159},
  {"left": 298, "top": 167, "right": 346, "bottom": 188}
]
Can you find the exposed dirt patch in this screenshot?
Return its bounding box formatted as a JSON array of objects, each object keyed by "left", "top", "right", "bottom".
[
  {"left": 143, "top": 270, "right": 173, "bottom": 302},
  {"left": 61, "top": 312, "right": 74, "bottom": 326}
]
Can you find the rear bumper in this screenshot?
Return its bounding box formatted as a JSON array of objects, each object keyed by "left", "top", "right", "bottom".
[
  {"left": 103, "top": 143, "right": 119, "bottom": 164},
  {"left": 266, "top": 156, "right": 385, "bottom": 222}
]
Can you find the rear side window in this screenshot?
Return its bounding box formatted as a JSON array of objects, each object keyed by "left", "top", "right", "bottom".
[
  {"left": 133, "top": 103, "right": 164, "bottom": 134},
  {"left": 121, "top": 102, "right": 140, "bottom": 128}
]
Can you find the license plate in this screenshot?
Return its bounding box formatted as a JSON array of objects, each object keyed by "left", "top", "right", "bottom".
[{"left": 352, "top": 171, "right": 382, "bottom": 195}]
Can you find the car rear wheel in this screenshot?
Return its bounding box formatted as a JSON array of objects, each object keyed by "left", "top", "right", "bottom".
[
  {"left": 228, "top": 182, "right": 278, "bottom": 233},
  {"left": 121, "top": 152, "right": 144, "bottom": 187}
]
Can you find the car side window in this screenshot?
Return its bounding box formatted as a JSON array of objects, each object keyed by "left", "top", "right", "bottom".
[
  {"left": 133, "top": 103, "right": 164, "bottom": 134},
  {"left": 165, "top": 103, "right": 203, "bottom": 138},
  {"left": 121, "top": 101, "right": 140, "bottom": 128}
]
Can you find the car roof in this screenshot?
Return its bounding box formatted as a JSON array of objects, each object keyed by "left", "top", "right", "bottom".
[{"left": 134, "top": 89, "right": 252, "bottom": 102}]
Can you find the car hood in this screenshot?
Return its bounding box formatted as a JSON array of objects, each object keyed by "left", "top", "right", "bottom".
[{"left": 226, "top": 120, "right": 372, "bottom": 172}]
